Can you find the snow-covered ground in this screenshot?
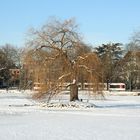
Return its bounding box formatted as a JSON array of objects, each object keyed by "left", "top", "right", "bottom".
[{"left": 0, "top": 90, "right": 140, "bottom": 140}]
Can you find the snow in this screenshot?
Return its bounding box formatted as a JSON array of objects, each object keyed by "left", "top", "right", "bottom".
[{"left": 0, "top": 90, "right": 140, "bottom": 140}]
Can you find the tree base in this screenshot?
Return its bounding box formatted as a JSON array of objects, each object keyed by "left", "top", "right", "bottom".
[{"left": 70, "top": 84, "right": 79, "bottom": 101}]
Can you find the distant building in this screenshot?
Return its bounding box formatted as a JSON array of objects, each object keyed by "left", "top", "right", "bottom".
[
  {"left": 8, "top": 69, "right": 20, "bottom": 87},
  {"left": 9, "top": 69, "right": 20, "bottom": 80}
]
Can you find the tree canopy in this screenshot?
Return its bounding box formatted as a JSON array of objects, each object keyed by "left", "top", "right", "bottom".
[{"left": 24, "top": 18, "right": 103, "bottom": 101}]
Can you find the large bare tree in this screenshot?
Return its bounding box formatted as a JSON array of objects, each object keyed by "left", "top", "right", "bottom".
[{"left": 24, "top": 18, "right": 103, "bottom": 102}]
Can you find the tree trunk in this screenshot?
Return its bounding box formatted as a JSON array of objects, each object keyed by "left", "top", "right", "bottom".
[
  {"left": 70, "top": 83, "right": 79, "bottom": 101},
  {"left": 107, "top": 79, "right": 109, "bottom": 91}
]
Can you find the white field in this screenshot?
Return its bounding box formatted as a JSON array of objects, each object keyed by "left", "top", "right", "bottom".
[{"left": 0, "top": 90, "right": 140, "bottom": 140}]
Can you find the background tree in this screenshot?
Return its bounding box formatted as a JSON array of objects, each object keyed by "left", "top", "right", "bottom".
[
  {"left": 120, "top": 51, "right": 140, "bottom": 91},
  {"left": 0, "top": 44, "right": 21, "bottom": 87},
  {"left": 95, "top": 43, "right": 123, "bottom": 90},
  {"left": 24, "top": 18, "right": 103, "bottom": 102},
  {"left": 126, "top": 31, "right": 140, "bottom": 51},
  {"left": 124, "top": 31, "right": 140, "bottom": 90}
]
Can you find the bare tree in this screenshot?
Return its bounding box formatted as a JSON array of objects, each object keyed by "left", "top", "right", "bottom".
[
  {"left": 24, "top": 18, "right": 103, "bottom": 102},
  {"left": 119, "top": 51, "right": 140, "bottom": 91},
  {"left": 124, "top": 31, "right": 140, "bottom": 90},
  {"left": 126, "top": 31, "right": 140, "bottom": 51}
]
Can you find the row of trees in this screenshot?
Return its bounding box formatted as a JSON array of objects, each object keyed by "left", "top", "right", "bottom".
[
  {"left": 0, "top": 18, "right": 139, "bottom": 101},
  {"left": 22, "top": 18, "right": 139, "bottom": 101},
  {"left": 95, "top": 43, "right": 140, "bottom": 90}
]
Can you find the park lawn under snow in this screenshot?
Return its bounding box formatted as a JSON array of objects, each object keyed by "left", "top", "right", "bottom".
[{"left": 0, "top": 90, "right": 140, "bottom": 140}]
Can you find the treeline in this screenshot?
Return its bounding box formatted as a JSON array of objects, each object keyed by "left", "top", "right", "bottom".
[
  {"left": 95, "top": 43, "right": 140, "bottom": 90},
  {"left": 0, "top": 18, "right": 139, "bottom": 91}
]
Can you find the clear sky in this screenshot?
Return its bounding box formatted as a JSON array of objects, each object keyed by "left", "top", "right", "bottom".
[{"left": 0, "top": 0, "right": 140, "bottom": 47}]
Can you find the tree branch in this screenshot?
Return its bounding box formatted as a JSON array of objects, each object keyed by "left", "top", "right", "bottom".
[{"left": 58, "top": 72, "right": 71, "bottom": 80}]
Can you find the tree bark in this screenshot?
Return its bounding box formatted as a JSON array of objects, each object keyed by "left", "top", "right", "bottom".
[{"left": 70, "top": 83, "right": 79, "bottom": 101}]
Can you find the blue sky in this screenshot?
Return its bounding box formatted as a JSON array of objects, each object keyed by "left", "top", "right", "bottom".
[{"left": 0, "top": 0, "right": 140, "bottom": 47}]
